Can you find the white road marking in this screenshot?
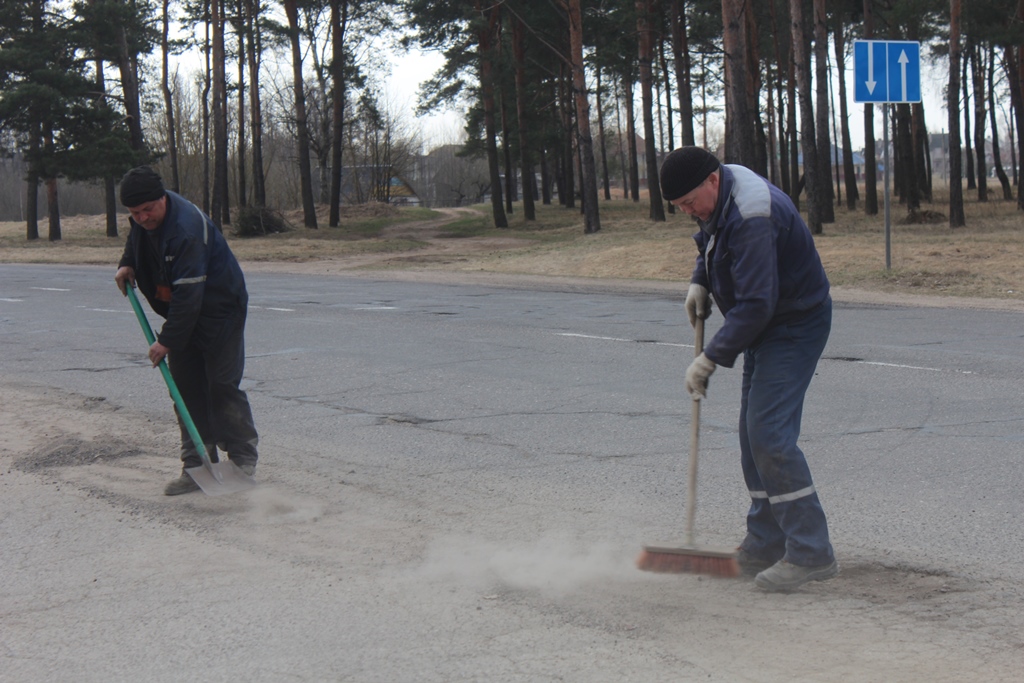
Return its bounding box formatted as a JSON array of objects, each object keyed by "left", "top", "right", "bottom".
[
  {"left": 559, "top": 333, "right": 974, "bottom": 374},
  {"left": 857, "top": 360, "right": 972, "bottom": 374},
  {"left": 556, "top": 332, "right": 689, "bottom": 348}
]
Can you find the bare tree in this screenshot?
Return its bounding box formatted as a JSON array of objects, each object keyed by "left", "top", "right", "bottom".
[{"left": 564, "top": 0, "right": 600, "bottom": 232}]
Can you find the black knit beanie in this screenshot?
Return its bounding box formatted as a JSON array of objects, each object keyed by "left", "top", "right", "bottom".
[
  {"left": 660, "top": 147, "right": 721, "bottom": 201},
  {"left": 119, "top": 166, "right": 166, "bottom": 207}
]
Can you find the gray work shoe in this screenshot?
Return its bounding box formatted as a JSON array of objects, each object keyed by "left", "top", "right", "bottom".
[
  {"left": 754, "top": 559, "right": 840, "bottom": 592},
  {"left": 737, "top": 548, "right": 780, "bottom": 577},
  {"left": 239, "top": 464, "right": 255, "bottom": 477},
  {"left": 164, "top": 472, "right": 201, "bottom": 496}
]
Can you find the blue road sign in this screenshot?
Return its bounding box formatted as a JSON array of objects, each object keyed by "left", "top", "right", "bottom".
[{"left": 853, "top": 40, "right": 921, "bottom": 104}]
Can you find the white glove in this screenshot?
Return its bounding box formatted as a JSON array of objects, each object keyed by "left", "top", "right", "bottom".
[
  {"left": 685, "top": 352, "right": 716, "bottom": 399},
  {"left": 685, "top": 283, "right": 711, "bottom": 328}
]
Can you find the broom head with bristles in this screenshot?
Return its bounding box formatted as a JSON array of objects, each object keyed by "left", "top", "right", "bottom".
[{"left": 636, "top": 543, "right": 740, "bottom": 577}]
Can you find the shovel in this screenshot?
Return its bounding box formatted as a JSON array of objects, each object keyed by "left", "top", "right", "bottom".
[{"left": 126, "top": 285, "right": 255, "bottom": 496}]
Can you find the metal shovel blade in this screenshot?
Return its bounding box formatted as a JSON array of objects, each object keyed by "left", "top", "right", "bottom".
[{"left": 185, "top": 461, "right": 256, "bottom": 496}]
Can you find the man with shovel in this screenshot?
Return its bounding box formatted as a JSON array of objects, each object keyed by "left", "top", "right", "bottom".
[
  {"left": 660, "top": 147, "right": 838, "bottom": 592},
  {"left": 114, "top": 165, "right": 259, "bottom": 495}
]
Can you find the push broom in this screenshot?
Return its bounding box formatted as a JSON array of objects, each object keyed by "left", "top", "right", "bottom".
[{"left": 636, "top": 317, "right": 739, "bottom": 577}]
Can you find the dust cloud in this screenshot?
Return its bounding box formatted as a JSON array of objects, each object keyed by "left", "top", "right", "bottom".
[{"left": 413, "top": 532, "right": 639, "bottom": 596}]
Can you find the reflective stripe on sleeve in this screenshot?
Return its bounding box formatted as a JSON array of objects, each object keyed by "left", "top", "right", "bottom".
[{"left": 172, "top": 275, "right": 207, "bottom": 285}]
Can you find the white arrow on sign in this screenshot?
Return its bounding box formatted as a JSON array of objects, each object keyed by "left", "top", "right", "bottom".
[
  {"left": 898, "top": 49, "right": 909, "bottom": 102},
  {"left": 866, "top": 42, "right": 877, "bottom": 94}
]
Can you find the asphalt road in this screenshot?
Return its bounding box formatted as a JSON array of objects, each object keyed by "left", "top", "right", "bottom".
[{"left": 2, "top": 263, "right": 1022, "bottom": 681}]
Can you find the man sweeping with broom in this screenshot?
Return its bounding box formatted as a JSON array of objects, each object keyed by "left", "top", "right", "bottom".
[{"left": 648, "top": 147, "right": 838, "bottom": 592}]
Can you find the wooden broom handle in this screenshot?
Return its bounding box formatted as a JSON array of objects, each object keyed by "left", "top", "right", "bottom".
[{"left": 686, "top": 317, "right": 704, "bottom": 545}]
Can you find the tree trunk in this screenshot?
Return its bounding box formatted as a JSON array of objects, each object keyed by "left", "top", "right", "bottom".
[
  {"left": 614, "top": 84, "right": 629, "bottom": 199},
  {"left": 786, "top": 44, "right": 800, "bottom": 204},
  {"left": 246, "top": 0, "right": 266, "bottom": 207},
  {"left": 93, "top": 51, "right": 118, "bottom": 237},
  {"left": 1017, "top": 42, "right": 1024, "bottom": 208},
  {"left": 595, "top": 69, "right": 611, "bottom": 201},
  {"left": 236, "top": 0, "right": 247, "bottom": 208},
  {"left": 328, "top": 1, "right": 348, "bottom": 225},
  {"left": 211, "top": 0, "right": 230, "bottom": 227},
  {"left": 971, "top": 43, "right": 988, "bottom": 201},
  {"left": 659, "top": 39, "right": 675, "bottom": 214},
  {"left": 476, "top": 0, "right": 507, "bottom": 227},
  {"left": 637, "top": 0, "right": 664, "bottom": 222},
  {"left": 284, "top": 0, "right": 318, "bottom": 228},
  {"left": 560, "top": 66, "right": 575, "bottom": 210},
  {"left": 512, "top": 17, "right": 537, "bottom": 218},
  {"left": 115, "top": 27, "right": 145, "bottom": 152},
  {"left": 989, "top": 44, "right": 1013, "bottom": 200},
  {"left": 500, "top": 87, "right": 515, "bottom": 213},
  {"left": 721, "top": 0, "right": 756, "bottom": 166},
  {"left": 896, "top": 104, "right": 919, "bottom": 210},
  {"left": 46, "top": 177, "right": 61, "bottom": 242},
  {"left": 201, "top": 17, "right": 211, "bottom": 214},
  {"left": 624, "top": 73, "right": 640, "bottom": 202},
  {"left": 1014, "top": 1, "right": 1024, "bottom": 208},
  {"left": 949, "top": 0, "right": 965, "bottom": 226},
  {"left": 790, "top": 0, "right": 822, "bottom": 232},
  {"left": 813, "top": 0, "right": 833, "bottom": 222},
  {"left": 862, "top": 0, "right": 878, "bottom": 214},
  {"left": 834, "top": 15, "right": 858, "bottom": 209},
  {"left": 44, "top": 127, "right": 61, "bottom": 241},
  {"left": 963, "top": 52, "right": 976, "bottom": 190},
  {"left": 671, "top": 0, "right": 695, "bottom": 146},
  {"left": 769, "top": 0, "right": 788, "bottom": 193},
  {"left": 161, "top": 0, "right": 179, "bottom": 193},
  {"left": 915, "top": 104, "right": 932, "bottom": 202},
  {"left": 745, "top": 4, "right": 767, "bottom": 176}
]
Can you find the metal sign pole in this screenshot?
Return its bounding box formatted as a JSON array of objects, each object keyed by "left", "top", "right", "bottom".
[{"left": 883, "top": 106, "right": 891, "bottom": 271}]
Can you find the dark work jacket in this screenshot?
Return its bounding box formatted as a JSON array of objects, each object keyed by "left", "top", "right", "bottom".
[
  {"left": 691, "top": 164, "right": 830, "bottom": 368},
  {"left": 118, "top": 191, "right": 248, "bottom": 351}
]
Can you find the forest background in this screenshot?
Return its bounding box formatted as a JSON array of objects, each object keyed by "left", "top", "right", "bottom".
[{"left": 0, "top": 0, "right": 1021, "bottom": 246}]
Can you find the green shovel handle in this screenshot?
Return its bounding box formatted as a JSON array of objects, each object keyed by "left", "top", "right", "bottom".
[{"left": 125, "top": 285, "right": 212, "bottom": 468}]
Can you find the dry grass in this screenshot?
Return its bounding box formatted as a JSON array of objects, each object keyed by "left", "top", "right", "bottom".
[{"left": 1, "top": 192, "right": 1021, "bottom": 302}]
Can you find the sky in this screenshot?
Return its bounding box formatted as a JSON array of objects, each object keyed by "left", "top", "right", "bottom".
[
  {"left": 382, "top": 44, "right": 958, "bottom": 155},
  {"left": 380, "top": 48, "right": 463, "bottom": 147}
]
